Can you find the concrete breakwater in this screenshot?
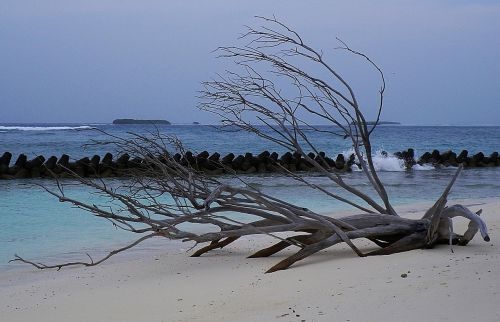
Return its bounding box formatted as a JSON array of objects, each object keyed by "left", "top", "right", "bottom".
[{"left": 0, "top": 149, "right": 499, "bottom": 180}]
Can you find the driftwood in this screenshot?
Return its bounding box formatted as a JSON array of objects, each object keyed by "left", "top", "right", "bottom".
[{"left": 12, "top": 17, "right": 490, "bottom": 273}]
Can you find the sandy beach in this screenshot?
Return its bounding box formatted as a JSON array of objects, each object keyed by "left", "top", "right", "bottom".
[
  {"left": 2, "top": 1, "right": 499, "bottom": 321},
  {"left": 1, "top": 198, "right": 498, "bottom": 322}
]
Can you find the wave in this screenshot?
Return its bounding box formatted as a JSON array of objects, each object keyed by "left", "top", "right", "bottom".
[
  {"left": 345, "top": 149, "right": 435, "bottom": 172},
  {"left": 0, "top": 125, "right": 94, "bottom": 131},
  {"left": 371, "top": 152, "right": 407, "bottom": 172}
]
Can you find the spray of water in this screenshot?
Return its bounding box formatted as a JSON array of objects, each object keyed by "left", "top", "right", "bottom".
[{"left": 342, "top": 149, "right": 435, "bottom": 172}]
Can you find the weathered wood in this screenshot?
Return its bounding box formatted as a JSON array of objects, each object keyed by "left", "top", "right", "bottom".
[
  {"left": 11, "top": 17, "right": 490, "bottom": 273},
  {"left": 191, "top": 237, "right": 240, "bottom": 257}
]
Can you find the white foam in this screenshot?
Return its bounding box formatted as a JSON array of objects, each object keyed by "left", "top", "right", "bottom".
[
  {"left": 343, "top": 148, "right": 435, "bottom": 172},
  {"left": 371, "top": 151, "right": 406, "bottom": 171},
  {"left": 412, "top": 163, "right": 435, "bottom": 171},
  {"left": 0, "top": 125, "right": 93, "bottom": 131}
]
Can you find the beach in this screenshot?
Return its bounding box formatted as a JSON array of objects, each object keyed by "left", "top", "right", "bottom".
[
  {"left": 2, "top": 1, "right": 500, "bottom": 321},
  {"left": 1, "top": 198, "right": 498, "bottom": 322}
]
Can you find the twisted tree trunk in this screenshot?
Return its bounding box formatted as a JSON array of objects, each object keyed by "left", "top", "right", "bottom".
[{"left": 11, "top": 17, "right": 491, "bottom": 273}]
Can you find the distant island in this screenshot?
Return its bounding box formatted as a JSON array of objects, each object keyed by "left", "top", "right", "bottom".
[
  {"left": 350, "top": 121, "right": 401, "bottom": 126},
  {"left": 193, "top": 122, "right": 200, "bottom": 125},
  {"left": 113, "top": 119, "right": 171, "bottom": 125}
]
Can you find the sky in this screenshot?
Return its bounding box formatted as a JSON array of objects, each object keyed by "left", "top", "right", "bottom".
[{"left": 1, "top": 0, "right": 499, "bottom": 125}]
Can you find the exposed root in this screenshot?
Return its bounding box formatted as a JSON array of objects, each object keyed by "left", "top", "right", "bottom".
[
  {"left": 190, "top": 203, "right": 489, "bottom": 273},
  {"left": 191, "top": 237, "right": 240, "bottom": 257},
  {"left": 266, "top": 237, "right": 339, "bottom": 273},
  {"left": 248, "top": 233, "right": 325, "bottom": 258}
]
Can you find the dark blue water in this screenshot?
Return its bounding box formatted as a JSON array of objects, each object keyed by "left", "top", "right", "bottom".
[
  {"left": 0, "top": 124, "right": 499, "bottom": 271},
  {"left": 1, "top": 123, "right": 499, "bottom": 159}
]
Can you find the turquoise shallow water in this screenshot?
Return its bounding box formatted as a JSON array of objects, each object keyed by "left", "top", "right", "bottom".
[
  {"left": 1, "top": 168, "right": 499, "bottom": 271},
  {"left": 0, "top": 124, "right": 499, "bottom": 271}
]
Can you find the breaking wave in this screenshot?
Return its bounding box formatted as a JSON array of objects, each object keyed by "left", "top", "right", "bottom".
[
  {"left": 0, "top": 125, "right": 93, "bottom": 131},
  {"left": 346, "top": 149, "right": 435, "bottom": 172}
]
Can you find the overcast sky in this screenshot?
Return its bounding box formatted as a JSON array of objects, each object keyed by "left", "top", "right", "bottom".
[{"left": 1, "top": 0, "right": 499, "bottom": 125}]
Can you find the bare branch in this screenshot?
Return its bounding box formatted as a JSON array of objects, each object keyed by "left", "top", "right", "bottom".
[{"left": 13, "top": 17, "right": 490, "bottom": 273}]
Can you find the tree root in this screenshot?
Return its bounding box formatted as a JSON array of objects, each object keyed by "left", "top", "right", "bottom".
[
  {"left": 190, "top": 204, "right": 490, "bottom": 273},
  {"left": 191, "top": 237, "right": 240, "bottom": 257}
]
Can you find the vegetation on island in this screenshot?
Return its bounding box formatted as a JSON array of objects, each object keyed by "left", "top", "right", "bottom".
[{"left": 113, "top": 119, "right": 171, "bottom": 125}]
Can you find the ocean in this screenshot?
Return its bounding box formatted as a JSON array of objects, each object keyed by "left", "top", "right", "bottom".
[{"left": 1, "top": 123, "right": 499, "bottom": 271}]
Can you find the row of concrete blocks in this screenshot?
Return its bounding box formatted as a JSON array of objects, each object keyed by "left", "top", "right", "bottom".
[
  {"left": 397, "top": 148, "right": 500, "bottom": 169},
  {"left": 0, "top": 149, "right": 498, "bottom": 179},
  {"left": 0, "top": 151, "right": 356, "bottom": 179}
]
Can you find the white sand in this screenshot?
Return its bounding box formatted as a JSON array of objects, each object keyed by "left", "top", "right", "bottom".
[{"left": 1, "top": 198, "right": 499, "bottom": 322}]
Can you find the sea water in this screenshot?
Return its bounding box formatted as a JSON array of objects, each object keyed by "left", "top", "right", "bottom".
[
  {"left": 1, "top": 124, "right": 499, "bottom": 158},
  {"left": 0, "top": 124, "right": 499, "bottom": 270}
]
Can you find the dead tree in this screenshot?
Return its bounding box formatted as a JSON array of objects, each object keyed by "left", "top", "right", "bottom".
[{"left": 12, "top": 17, "right": 489, "bottom": 273}]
